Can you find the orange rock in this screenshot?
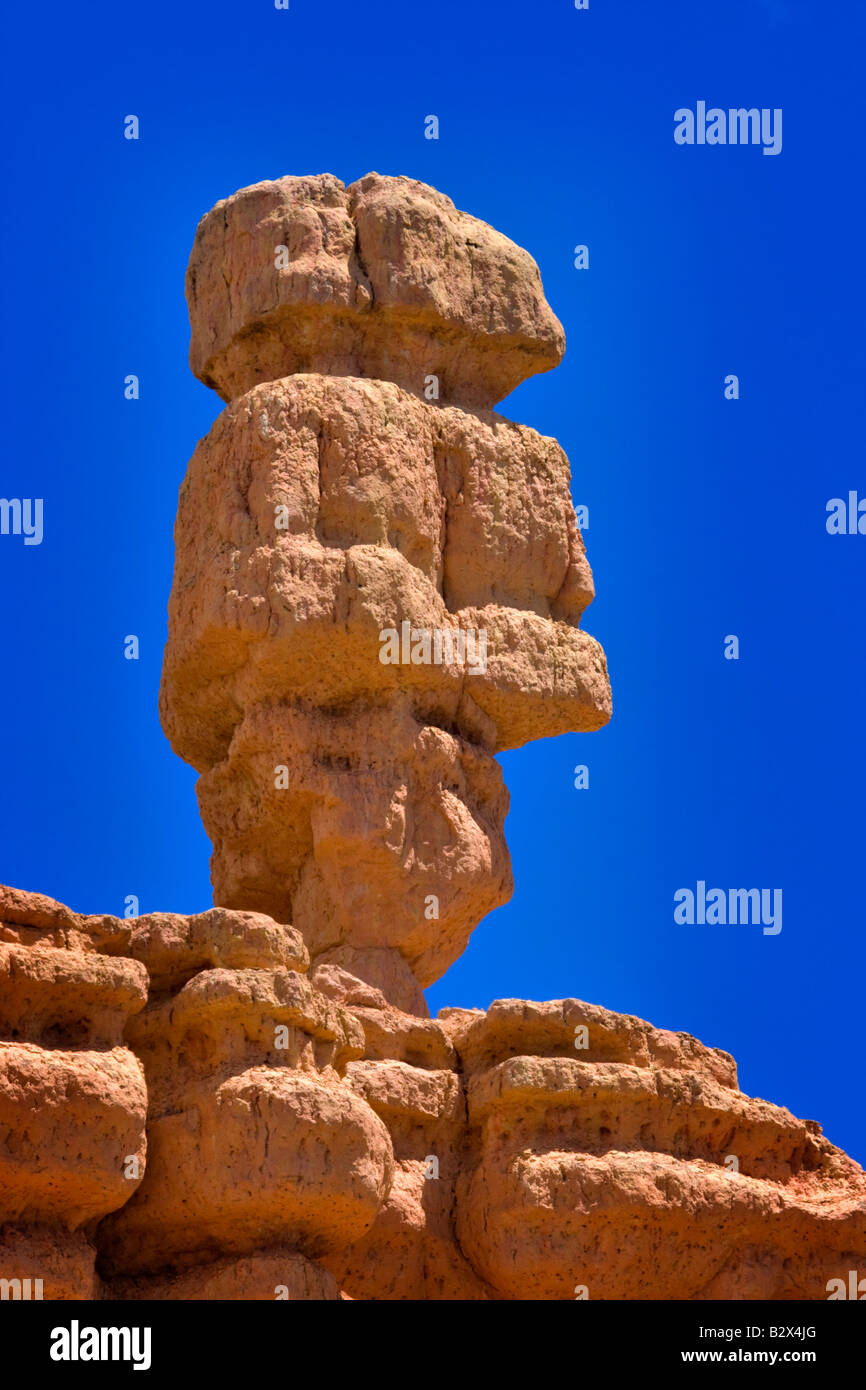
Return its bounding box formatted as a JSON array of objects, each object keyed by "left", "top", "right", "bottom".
[
  {"left": 448, "top": 998, "right": 866, "bottom": 1300},
  {"left": 96, "top": 909, "right": 393, "bottom": 1282},
  {"left": 0, "top": 1228, "right": 100, "bottom": 1301},
  {"left": 160, "top": 375, "right": 607, "bottom": 771},
  {"left": 311, "top": 945, "right": 429, "bottom": 1017},
  {"left": 4, "top": 886, "right": 865, "bottom": 1301},
  {"left": 165, "top": 193, "right": 607, "bottom": 1001},
  {"left": 187, "top": 173, "right": 564, "bottom": 409},
  {"left": 0, "top": 890, "right": 148, "bottom": 1299},
  {"left": 323, "top": 1159, "right": 491, "bottom": 1301},
  {"left": 100, "top": 905, "right": 309, "bottom": 991},
  {"left": 196, "top": 701, "right": 513, "bottom": 987},
  {"left": 0, "top": 1043, "right": 147, "bottom": 1227},
  {"left": 99, "top": 1066, "right": 393, "bottom": 1276}
]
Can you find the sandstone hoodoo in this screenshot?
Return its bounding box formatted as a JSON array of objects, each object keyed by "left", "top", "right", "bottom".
[
  {"left": 162, "top": 171, "right": 610, "bottom": 998},
  {"left": 2, "top": 175, "right": 864, "bottom": 1299}
]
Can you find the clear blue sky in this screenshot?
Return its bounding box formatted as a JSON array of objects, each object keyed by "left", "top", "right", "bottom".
[{"left": 2, "top": 0, "right": 864, "bottom": 1161}]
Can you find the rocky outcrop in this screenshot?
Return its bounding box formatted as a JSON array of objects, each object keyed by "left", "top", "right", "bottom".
[
  {"left": 3, "top": 885, "right": 864, "bottom": 1300},
  {"left": 96, "top": 907, "right": 393, "bottom": 1289},
  {"left": 2, "top": 174, "right": 863, "bottom": 1300},
  {"left": 444, "top": 1000, "right": 866, "bottom": 1301},
  {"left": 6, "top": 884, "right": 866, "bottom": 1295},
  {"left": 0, "top": 888, "right": 148, "bottom": 1299}
]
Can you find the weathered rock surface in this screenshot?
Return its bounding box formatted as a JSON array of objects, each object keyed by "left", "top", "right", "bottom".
[
  {"left": 196, "top": 699, "right": 513, "bottom": 986},
  {"left": 96, "top": 905, "right": 393, "bottom": 1282},
  {"left": 445, "top": 1000, "right": 866, "bottom": 1301},
  {"left": 2, "top": 886, "right": 865, "bottom": 1300},
  {"left": 0, "top": 886, "right": 148, "bottom": 1299},
  {"left": 187, "top": 173, "right": 565, "bottom": 409},
  {"left": 107, "top": 1248, "right": 342, "bottom": 1301},
  {"left": 164, "top": 185, "right": 609, "bottom": 994},
  {"left": 160, "top": 374, "right": 605, "bottom": 774}
]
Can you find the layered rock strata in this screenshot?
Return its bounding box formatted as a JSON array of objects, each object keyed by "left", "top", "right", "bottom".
[
  {"left": 95, "top": 906, "right": 393, "bottom": 1297},
  {"left": 2, "top": 885, "right": 864, "bottom": 1300},
  {"left": 444, "top": 1000, "right": 866, "bottom": 1301},
  {"left": 0, "top": 888, "right": 148, "bottom": 1299}
]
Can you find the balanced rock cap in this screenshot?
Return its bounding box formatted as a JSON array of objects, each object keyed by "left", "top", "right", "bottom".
[{"left": 187, "top": 172, "right": 565, "bottom": 409}]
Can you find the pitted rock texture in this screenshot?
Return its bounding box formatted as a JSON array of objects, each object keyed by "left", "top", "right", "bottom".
[
  {"left": 161, "top": 374, "right": 607, "bottom": 771},
  {"left": 196, "top": 699, "right": 513, "bottom": 986},
  {"left": 164, "top": 177, "right": 609, "bottom": 994},
  {"left": 2, "top": 887, "right": 865, "bottom": 1299},
  {"left": 187, "top": 173, "right": 565, "bottom": 409},
  {"left": 107, "top": 1248, "right": 342, "bottom": 1301},
  {"left": 443, "top": 1000, "right": 866, "bottom": 1301},
  {"left": 0, "top": 886, "right": 148, "bottom": 1300},
  {"left": 95, "top": 901, "right": 393, "bottom": 1281}
]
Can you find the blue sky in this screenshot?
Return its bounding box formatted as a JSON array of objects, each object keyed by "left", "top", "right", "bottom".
[{"left": 1, "top": 0, "right": 864, "bottom": 1160}]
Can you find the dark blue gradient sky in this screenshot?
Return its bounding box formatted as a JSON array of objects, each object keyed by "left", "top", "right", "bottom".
[{"left": 2, "top": 0, "right": 864, "bottom": 1159}]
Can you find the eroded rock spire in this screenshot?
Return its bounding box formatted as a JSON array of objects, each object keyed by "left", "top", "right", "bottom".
[{"left": 161, "top": 172, "right": 611, "bottom": 1001}]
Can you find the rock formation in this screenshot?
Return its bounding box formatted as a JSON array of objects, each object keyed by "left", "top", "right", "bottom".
[
  {"left": 0, "top": 888, "right": 148, "bottom": 1299},
  {"left": 161, "top": 172, "right": 609, "bottom": 998},
  {"left": 1, "top": 173, "right": 864, "bottom": 1299},
  {"left": 3, "top": 884, "right": 865, "bottom": 1300}
]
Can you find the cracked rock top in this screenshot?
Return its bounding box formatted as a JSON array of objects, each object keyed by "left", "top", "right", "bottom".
[{"left": 186, "top": 173, "right": 565, "bottom": 409}]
